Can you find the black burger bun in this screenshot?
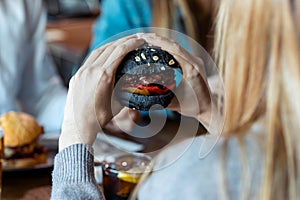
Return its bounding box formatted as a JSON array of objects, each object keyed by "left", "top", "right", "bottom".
[{"left": 115, "top": 43, "right": 182, "bottom": 111}]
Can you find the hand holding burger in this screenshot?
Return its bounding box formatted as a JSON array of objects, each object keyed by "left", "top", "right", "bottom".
[
  {"left": 59, "top": 35, "right": 145, "bottom": 151},
  {"left": 59, "top": 33, "right": 214, "bottom": 151},
  {"left": 138, "top": 34, "right": 213, "bottom": 130}
]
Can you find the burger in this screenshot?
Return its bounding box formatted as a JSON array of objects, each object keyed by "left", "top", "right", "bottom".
[
  {"left": 115, "top": 44, "right": 182, "bottom": 111},
  {"left": 0, "top": 111, "right": 48, "bottom": 168}
]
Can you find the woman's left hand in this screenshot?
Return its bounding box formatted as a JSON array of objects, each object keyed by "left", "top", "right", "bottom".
[{"left": 138, "top": 33, "right": 213, "bottom": 130}]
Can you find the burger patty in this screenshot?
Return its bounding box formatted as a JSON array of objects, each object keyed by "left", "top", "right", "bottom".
[
  {"left": 4, "top": 141, "right": 48, "bottom": 159},
  {"left": 121, "top": 72, "right": 175, "bottom": 86}
]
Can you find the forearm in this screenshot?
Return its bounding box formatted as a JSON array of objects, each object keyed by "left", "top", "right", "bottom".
[{"left": 51, "top": 144, "right": 104, "bottom": 200}]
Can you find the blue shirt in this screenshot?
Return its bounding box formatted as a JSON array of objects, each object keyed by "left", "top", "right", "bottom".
[{"left": 90, "top": 0, "right": 153, "bottom": 50}]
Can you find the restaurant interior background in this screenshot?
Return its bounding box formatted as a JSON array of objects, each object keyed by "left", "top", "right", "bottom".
[
  {"left": 45, "top": 0, "right": 101, "bottom": 87},
  {"left": 2, "top": 1, "right": 298, "bottom": 199},
  {"left": 2, "top": 1, "right": 207, "bottom": 199},
  {"left": 1, "top": 1, "right": 205, "bottom": 199}
]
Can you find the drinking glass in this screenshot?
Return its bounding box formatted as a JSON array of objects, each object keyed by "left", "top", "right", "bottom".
[{"left": 102, "top": 153, "right": 151, "bottom": 200}]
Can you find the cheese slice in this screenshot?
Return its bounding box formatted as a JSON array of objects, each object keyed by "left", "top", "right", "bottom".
[{"left": 122, "top": 87, "right": 150, "bottom": 95}]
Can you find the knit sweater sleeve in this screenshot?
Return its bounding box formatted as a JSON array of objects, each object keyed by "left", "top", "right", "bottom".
[{"left": 51, "top": 144, "right": 104, "bottom": 200}]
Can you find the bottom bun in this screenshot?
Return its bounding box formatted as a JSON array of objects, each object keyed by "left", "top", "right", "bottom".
[
  {"left": 3, "top": 152, "right": 48, "bottom": 169},
  {"left": 117, "top": 91, "right": 174, "bottom": 111}
]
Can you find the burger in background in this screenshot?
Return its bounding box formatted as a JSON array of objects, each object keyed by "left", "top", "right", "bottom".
[{"left": 0, "top": 111, "right": 48, "bottom": 168}]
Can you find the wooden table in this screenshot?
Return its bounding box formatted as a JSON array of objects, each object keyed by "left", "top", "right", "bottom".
[
  {"left": 2, "top": 168, "right": 53, "bottom": 200},
  {"left": 1, "top": 116, "right": 206, "bottom": 199},
  {"left": 2, "top": 149, "right": 56, "bottom": 200}
]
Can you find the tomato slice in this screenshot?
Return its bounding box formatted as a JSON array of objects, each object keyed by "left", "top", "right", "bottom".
[
  {"left": 136, "top": 82, "right": 176, "bottom": 95},
  {"left": 122, "top": 82, "right": 176, "bottom": 95},
  {"left": 123, "top": 87, "right": 150, "bottom": 95}
]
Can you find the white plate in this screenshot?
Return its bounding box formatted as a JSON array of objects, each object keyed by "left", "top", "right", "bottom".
[
  {"left": 2, "top": 132, "right": 59, "bottom": 173},
  {"left": 38, "top": 132, "right": 60, "bottom": 150},
  {"left": 39, "top": 132, "right": 145, "bottom": 152},
  {"left": 95, "top": 132, "right": 144, "bottom": 152},
  {"left": 3, "top": 152, "right": 55, "bottom": 173}
]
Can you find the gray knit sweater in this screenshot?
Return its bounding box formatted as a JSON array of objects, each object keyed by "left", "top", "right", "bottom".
[{"left": 51, "top": 125, "right": 264, "bottom": 200}]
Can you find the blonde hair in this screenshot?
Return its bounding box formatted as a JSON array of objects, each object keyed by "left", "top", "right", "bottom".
[
  {"left": 215, "top": 0, "right": 300, "bottom": 199},
  {"left": 152, "top": 0, "right": 214, "bottom": 50}
]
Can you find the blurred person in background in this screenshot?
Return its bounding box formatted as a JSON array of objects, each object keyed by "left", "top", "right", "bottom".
[
  {"left": 0, "top": 0, "right": 67, "bottom": 132},
  {"left": 52, "top": 0, "right": 300, "bottom": 200},
  {"left": 90, "top": 0, "right": 215, "bottom": 51}
]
